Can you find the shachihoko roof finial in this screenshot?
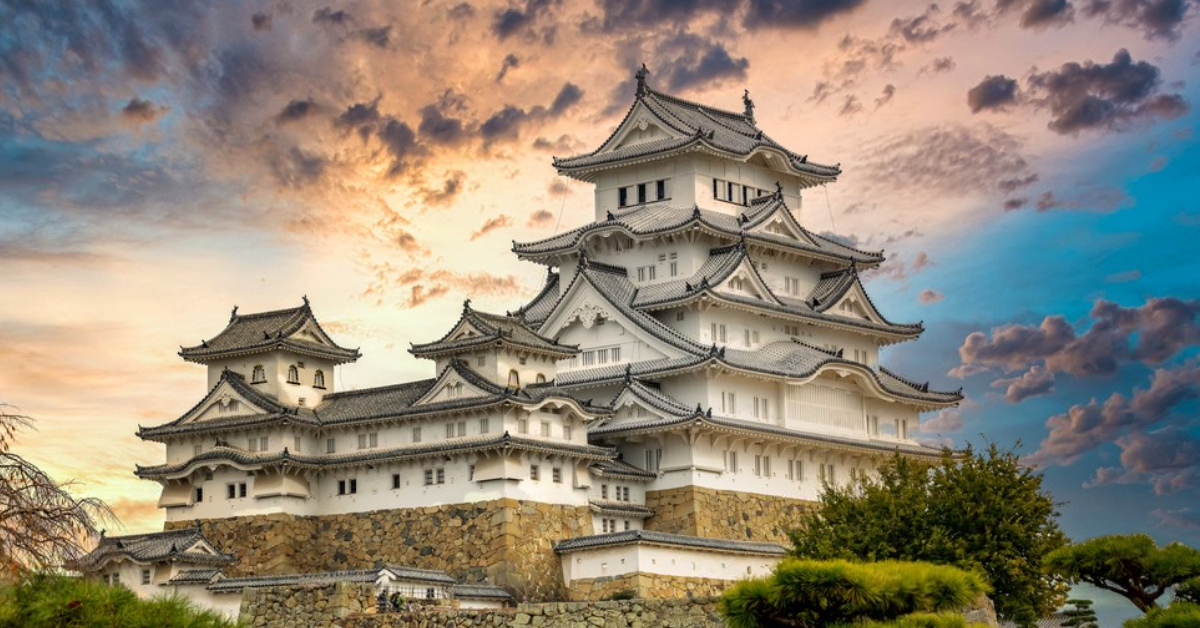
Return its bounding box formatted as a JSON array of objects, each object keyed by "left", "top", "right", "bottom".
[
  {"left": 302, "top": 295, "right": 309, "bottom": 306},
  {"left": 229, "top": 305, "right": 239, "bottom": 322},
  {"left": 463, "top": 299, "right": 472, "bottom": 312},
  {"left": 635, "top": 63, "right": 650, "bottom": 98},
  {"left": 743, "top": 89, "right": 755, "bottom": 124}
]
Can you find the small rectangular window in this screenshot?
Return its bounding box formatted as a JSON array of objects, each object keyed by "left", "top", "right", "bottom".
[
  {"left": 552, "top": 467, "right": 562, "bottom": 483},
  {"left": 530, "top": 465, "right": 540, "bottom": 481},
  {"left": 563, "top": 425, "right": 573, "bottom": 440},
  {"left": 480, "top": 418, "right": 490, "bottom": 434},
  {"left": 446, "top": 423, "right": 455, "bottom": 439},
  {"left": 239, "top": 482, "right": 247, "bottom": 498},
  {"left": 676, "top": 311, "right": 685, "bottom": 322},
  {"left": 637, "top": 183, "right": 646, "bottom": 203},
  {"left": 358, "top": 434, "right": 368, "bottom": 449},
  {"left": 725, "top": 451, "right": 738, "bottom": 473},
  {"left": 337, "top": 479, "right": 347, "bottom": 495},
  {"left": 369, "top": 433, "right": 378, "bottom": 448},
  {"left": 195, "top": 487, "right": 204, "bottom": 502},
  {"left": 194, "top": 444, "right": 202, "bottom": 456},
  {"left": 294, "top": 436, "right": 302, "bottom": 452},
  {"left": 424, "top": 470, "right": 433, "bottom": 486},
  {"left": 436, "top": 469, "right": 445, "bottom": 484},
  {"left": 457, "top": 421, "right": 466, "bottom": 436},
  {"left": 754, "top": 454, "right": 763, "bottom": 477},
  {"left": 469, "top": 465, "right": 475, "bottom": 480},
  {"left": 598, "top": 348, "right": 608, "bottom": 364},
  {"left": 622, "top": 486, "right": 630, "bottom": 501},
  {"left": 413, "top": 427, "right": 422, "bottom": 443},
  {"left": 611, "top": 347, "right": 621, "bottom": 361},
  {"left": 624, "top": 520, "right": 631, "bottom": 531},
  {"left": 326, "top": 438, "right": 336, "bottom": 454},
  {"left": 601, "top": 484, "right": 609, "bottom": 499},
  {"left": 669, "top": 261, "right": 678, "bottom": 276},
  {"left": 656, "top": 179, "right": 666, "bottom": 200},
  {"left": 618, "top": 187, "right": 628, "bottom": 207},
  {"left": 248, "top": 437, "right": 257, "bottom": 452},
  {"left": 227, "top": 484, "right": 236, "bottom": 499},
  {"left": 392, "top": 473, "right": 401, "bottom": 489},
  {"left": 518, "top": 418, "right": 528, "bottom": 434},
  {"left": 141, "top": 569, "right": 151, "bottom": 585},
  {"left": 477, "top": 354, "right": 486, "bottom": 366},
  {"left": 541, "top": 421, "right": 551, "bottom": 437}
]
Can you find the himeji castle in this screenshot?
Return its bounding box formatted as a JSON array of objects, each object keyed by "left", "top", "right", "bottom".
[{"left": 77, "top": 66, "right": 961, "bottom": 614}]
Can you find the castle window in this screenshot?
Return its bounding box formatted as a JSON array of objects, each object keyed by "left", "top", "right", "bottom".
[
  {"left": 326, "top": 438, "right": 336, "bottom": 454},
  {"left": 624, "top": 520, "right": 631, "bottom": 531},
  {"left": 540, "top": 421, "right": 551, "bottom": 437},
  {"left": 480, "top": 418, "right": 490, "bottom": 434},
  {"left": 518, "top": 356, "right": 527, "bottom": 365},
  {"left": 618, "top": 187, "right": 628, "bottom": 207},
  {"left": 518, "top": 418, "right": 528, "bottom": 434},
  {"left": 424, "top": 469, "right": 434, "bottom": 486},
  {"left": 753, "top": 397, "right": 769, "bottom": 420},
  {"left": 552, "top": 467, "right": 562, "bottom": 483},
  {"left": 436, "top": 469, "right": 445, "bottom": 484},
  {"left": 287, "top": 365, "right": 300, "bottom": 384},
  {"left": 785, "top": 277, "right": 801, "bottom": 296},
  {"left": 563, "top": 425, "right": 573, "bottom": 440},
  {"left": 426, "top": 588, "right": 436, "bottom": 600},
  {"left": 721, "top": 391, "right": 736, "bottom": 414},
  {"left": 530, "top": 465, "right": 540, "bottom": 481},
  {"left": 725, "top": 451, "right": 738, "bottom": 473},
  {"left": 313, "top": 370, "right": 326, "bottom": 389},
  {"left": 194, "top": 444, "right": 202, "bottom": 456},
  {"left": 469, "top": 465, "right": 475, "bottom": 481},
  {"left": 789, "top": 459, "right": 804, "bottom": 481},
  {"left": 645, "top": 448, "right": 662, "bottom": 473},
  {"left": 357, "top": 433, "right": 378, "bottom": 450},
  {"left": 194, "top": 487, "right": 204, "bottom": 503},
  {"left": 294, "top": 436, "right": 302, "bottom": 452},
  {"left": 412, "top": 427, "right": 422, "bottom": 443},
  {"left": 637, "top": 183, "right": 646, "bottom": 204},
  {"left": 507, "top": 370, "right": 520, "bottom": 389},
  {"left": 535, "top": 373, "right": 546, "bottom": 384},
  {"left": 622, "top": 486, "right": 630, "bottom": 501},
  {"left": 601, "top": 484, "right": 609, "bottom": 499},
  {"left": 251, "top": 365, "right": 266, "bottom": 384},
  {"left": 477, "top": 354, "right": 486, "bottom": 367},
  {"left": 392, "top": 473, "right": 401, "bottom": 489},
  {"left": 141, "top": 569, "right": 151, "bottom": 585},
  {"left": 446, "top": 423, "right": 456, "bottom": 439},
  {"left": 656, "top": 179, "right": 667, "bottom": 200},
  {"left": 457, "top": 421, "right": 466, "bottom": 436}
]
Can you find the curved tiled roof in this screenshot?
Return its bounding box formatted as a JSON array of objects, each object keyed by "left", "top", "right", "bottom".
[
  {"left": 135, "top": 433, "right": 618, "bottom": 479},
  {"left": 138, "top": 369, "right": 317, "bottom": 441},
  {"left": 553, "top": 530, "right": 787, "bottom": 556},
  {"left": 513, "top": 270, "right": 562, "bottom": 325},
  {"left": 74, "top": 528, "right": 235, "bottom": 571},
  {"left": 589, "top": 499, "right": 655, "bottom": 518},
  {"left": 553, "top": 85, "right": 840, "bottom": 184},
  {"left": 452, "top": 583, "right": 512, "bottom": 600},
  {"left": 512, "top": 196, "right": 883, "bottom": 266},
  {"left": 589, "top": 458, "right": 658, "bottom": 481},
  {"left": 411, "top": 302, "right": 577, "bottom": 358},
  {"left": 168, "top": 568, "right": 224, "bottom": 585},
  {"left": 556, "top": 340, "right": 961, "bottom": 407},
  {"left": 179, "top": 300, "right": 360, "bottom": 364}
]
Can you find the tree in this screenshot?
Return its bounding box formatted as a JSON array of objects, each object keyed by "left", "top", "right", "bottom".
[
  {"left": 788, "top": 444, "right": 1069, "bottom": 627},
  {"left": 718, "top": 558, "right": 990, "bottom": 628},
  {"left": 0, "top": 404, "right": 114, "bottom": 572},
  {"left": 1061, "top": 599, "right": 1099, "bottom": 628},
  {"left": 0, "top": 572, "right": 240, "bottom": 628},
  {"left": 1044, "top": 534, "right": 1200, "bottom": 613},
  {"left": 1123, "top": 603, "right": 1200, "bottom": 628}
]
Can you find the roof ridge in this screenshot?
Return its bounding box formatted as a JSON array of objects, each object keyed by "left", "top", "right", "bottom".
[
  {"left": 321, "top": 378, "right": 436, "bottom": 400},
  {"left": 229, "top": 303, "right": 308, "bottom": 321},
  {"left": 646, "top": 87, "right": 749, "bottom": 122}
]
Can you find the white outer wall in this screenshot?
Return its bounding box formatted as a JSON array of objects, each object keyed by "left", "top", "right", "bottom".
[{"left": 560, "top": 544, "right": 778, "bottom": 583}]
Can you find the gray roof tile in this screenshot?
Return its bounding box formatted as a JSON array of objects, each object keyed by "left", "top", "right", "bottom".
[
  {"left": 179, "top": 301, "right": 359, "bottom": 363},
  {"left": 553, "top": 530, "right": 787, "bottom": 556},
  {"left": 75, "top": 528, "right": 235, "bottom": 571},
  {"left": 411, "top": 302, "right": 577, "bottom": 358}
]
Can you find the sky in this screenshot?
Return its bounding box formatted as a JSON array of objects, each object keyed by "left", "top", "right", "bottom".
[{"left": 1, "top": 0, "right": 1198, "bottom": 623}]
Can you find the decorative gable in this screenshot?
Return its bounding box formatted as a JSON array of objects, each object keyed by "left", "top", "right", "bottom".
[
  {"left": 411, "top": 367, "right": 494, "bottom": 407},
  {"left": 183, "top": 379, "right": 273, "bottom": 424},
  {"left": 747, "top": 210, "right": 819, "bottom": 248},
  {"left": 604, "top": 102, "right": 686, "bottom": 153},
  {"left": 715, "top": 261, "right": 778, "bottom": 304},
  {"left": 828, "top": 282, "right": 889, "bottom": 326}
]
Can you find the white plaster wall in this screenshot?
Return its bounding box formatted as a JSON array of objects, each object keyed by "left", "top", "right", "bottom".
[
  {"left": 561, "top": 543, "right": 778, "bottom": 583},
  {"left": 205, "top": 352, "right": 336, "bottom": 406},
  {"left": 591, "top": 514, "right": 643, "bottom": 533},
  {"left": 594, "top": 159, "right": 688, "bottom": 221}
]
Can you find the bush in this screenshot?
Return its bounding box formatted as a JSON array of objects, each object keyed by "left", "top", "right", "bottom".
[
  {"left": 1123, "top": 602, "right": 1200, "bottom": 628},
  {"left": 718, "top": 559, "right": 991, "bottom": 628},
  {"left": 0, "top": 573, "right": 240, "bottom": 628}
]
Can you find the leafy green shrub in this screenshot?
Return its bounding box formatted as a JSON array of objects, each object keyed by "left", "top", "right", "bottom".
[
  {"left": 1123, "top": 602, "right": 1200, "bottom": 628},
  {"left": 718, "top": 559, "right": 990, "bottom": 628},
  {"left": 0, "top": 573, "right": 240, "bottom": 628}
]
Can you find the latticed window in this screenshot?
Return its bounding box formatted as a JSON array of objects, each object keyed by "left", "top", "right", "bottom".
[
  {"left": 313, "top": 370, "right": 326, "bottom": 389},
  {"left": 287, "top": 365, "right": 300, "bottom": 384},
  {"left": 251, "top": 365, "right": 266, "bottom": 383}
]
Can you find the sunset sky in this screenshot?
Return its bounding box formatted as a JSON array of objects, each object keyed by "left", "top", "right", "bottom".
[{"left": 2, "top": 0, "right": 1198, "bottom": 622}]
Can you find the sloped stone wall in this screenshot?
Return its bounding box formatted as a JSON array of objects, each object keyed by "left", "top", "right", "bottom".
[
  {"left": 239, "top": 581, "right": 373, "bottom": 628},
  {"left": 643, "top": 486, "right": 815, "bottom": 543},
  {"left": 167, "top": 499, "right": 592, "bottom": 601},
  {"left": 345, "top": 599, "right": 727, "bottom": 628},
  {"left": 566, "top": 573, "right": 736, "bottom": 601}
]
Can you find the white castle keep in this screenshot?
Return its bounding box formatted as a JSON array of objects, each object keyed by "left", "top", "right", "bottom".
[{"left": 77, "top": 66, "right": 960, "bottom": 617}]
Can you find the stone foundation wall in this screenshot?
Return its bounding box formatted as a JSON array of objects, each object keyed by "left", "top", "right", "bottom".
[
  {"left": 239, "top": 581, "right": 373, "bottom": 628},
  {"left": 344, "top": 599, "right": 727, "bottom": 628},
  {"left": 567, "top": 572, "right": 737, "bottom": 601},
  {"left": 644, "top": 486, "right": 815, "bottom": 543},
  {"left": 168, "top": 499, "right": 592, "bottom": 601}
]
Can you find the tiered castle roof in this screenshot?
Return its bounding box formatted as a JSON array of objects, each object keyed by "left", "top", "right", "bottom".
[
  {"left": 410, "top": 301, "right": 577, "bottom": 359},
  {"left": 178, "top": 299, "right": 360, "bottom": 364}
]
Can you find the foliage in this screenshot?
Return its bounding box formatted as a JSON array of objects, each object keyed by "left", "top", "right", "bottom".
[
  {"left": 718, "top": 558, "right": 990, "bottom": 628},
  {"left": 0, "top": 572, "right": 241, "bottom": 628},
  {"left": 1045, "top": 534, "right": 1200, "bottom": 613},
  {"left": 1061, "top": 598, "right": 1099, "bottom": 628},
  {"left": 1178, "top": 578, "right": 1200, "bottom": 604},
  {"left": 787, "top": 444, "right": 1069, "bottom": 627},
  {"left": 0, "top": 405, "right": 115, "bottom": 571},
  {"left": 1123, "top": 602, "right": 1200, "bottom": 628}
]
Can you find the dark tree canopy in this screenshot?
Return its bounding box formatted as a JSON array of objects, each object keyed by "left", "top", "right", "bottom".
[
  {"left": 718, "top": 559, "right": 990, "bottom": 628},
  {"left": 787, "top": 444, "right": 1068, "bottom": 627},
  {"left": 1044, "top": 534, "right": 1200, "bottom": 613},
  {"left": 1123, "top": 602, "right": 1200, "bottom": 628}
]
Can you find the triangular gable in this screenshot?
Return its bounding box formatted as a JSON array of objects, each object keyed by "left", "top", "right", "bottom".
[
  {"left": 181, "top": 378, "right": 275, "bottom": 425},
  {"left": 538, "top": 276, "right": 686, "bottom": 361},
  {"left": 410, "top": 364, "right": 495, "bottom": 407},
  {"left": 746, "top": 202, "right": 820, "bottom": 248},
  {"left": 183, "top": 539, "right": 221, "bottom": 557},
  {"left": 600, "top": 100, "right": 689, "bottom": 154},
  {"left": 443, "top": 316, "right": 493, "bottom": 343},
  {"left": 604, "top": 390, "right": 679, "bottom": 426},
  {"left": 288, "top": 314, "right": 342, "bottom": 349},
  {"left": 714, "top": 257, "right": 781, "bottom": 305},
  {"left": 827, "top": 281, "right": 890, "bottom": 326}
]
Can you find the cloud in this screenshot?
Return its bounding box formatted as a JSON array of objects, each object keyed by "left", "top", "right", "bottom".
[
  {"left": 334, "top": 98, "right": 383, "bottom": 140},
  {"left": 889, "top": 4, "right": 958, "bottom": 42},
  {"left": 496, "top": 53, "right": 520, "bottom": 82},
  {"left": 968, "top": 75, "right": 1020, "bottom": 112},
  {"left": 251, "top": 12, "right": 273, "bottom": 31},
  {"left": 743, "top": 0, "right": 868, "bottom": 30},
  {"left": 269, "top": 146, "right": 327, "bottom": 188},
  {"left": 838, "top": 95, "right": 863, "bottom": 116},
  {"left": 922, "top": 398, "right": 976, "bottom": 433},
  {"left": 919, "top": 289, "right": 944, "bottom": 303},
  {"left": 1083, "top": 0, "right": 1193, "bottom": 40},
  {"left": 480, "top": 82, "right": 583, "bottom": 146},
  {"left": 364, "top": 265, "right": 524, "bottom": 308},
  {"left": 121, "top": 98, "right": 164, "bottom": 124},
  {"left": 1106, "top": 269, "right": 1142, "bottom": 283},
  {"left": 1027, "top": 49, "right": 1189, "bottom": 134},
  {"left": 312, "top": 7, "right": 353, "bottom": 26},
  {"left": 920, "top": 56, "right": 957, "bottom": 74},
  {"left": 532, "top": 134, "right": 585, "bottom": 153},
  {"left": 492, "top": 0, "right": 559, "bottom": 40},
  {"left": 653, "top": 32, "right": 750, "bottom": 93},
  {"left": 378, "top": 118, "right": 422, "bottom": 176},
  {"left": 1030, "top": 366, "right": 1200, "bottom": 467},
  {"left": 875, "top": 84, "right": 896, "bottom": 109},
  {"left": 419, "top": 172, "right": 467, "bottom": 207},
  {"left": 992, "top": 364, "right": 1056, "bottom": 402},
  {"left": 470, "top": 215, "right": 514, "bottom": 240},
  {"left": 527, "top": 209, "right": 555, "bottom": 227},
  {"left": 1084, "top": 427, "right": 1200, "bottom": 495},
  {"left": 1151, "top": 508, "right": 1200, "bottom": 528},
  {"left": 276, "top": 98, "right": 319, "bottom": 123},
  {"left": 953, "top": 297, "right": 1200, "bottom": 378},
  {"left": 856, "top": 124, "right": 1035, "bottom": 200},
  {"left": 356, "top": 25, "right": 394, "bottom": 48},
  {"left": 1020, "top": 0, "right": 1075, "bottom": 27},
  {"left": 418, "top": 91, "right": 471, "bottom": 146}
]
